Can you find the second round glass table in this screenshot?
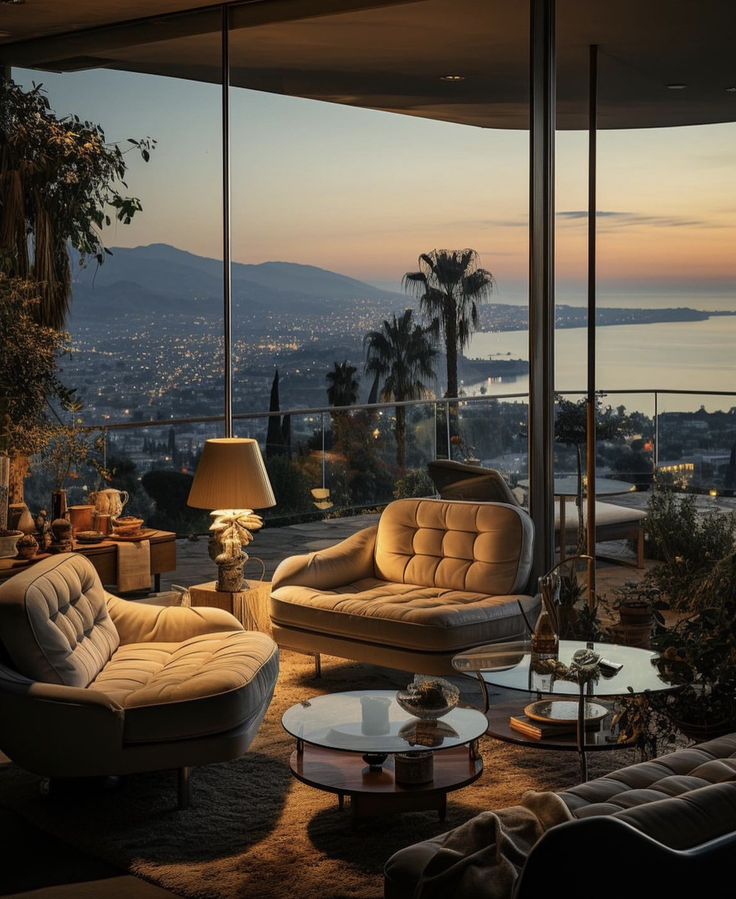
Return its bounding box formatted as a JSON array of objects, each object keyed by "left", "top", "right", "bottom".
[{"left": 453, "top": 640, "right": 678, "bottom": 781}]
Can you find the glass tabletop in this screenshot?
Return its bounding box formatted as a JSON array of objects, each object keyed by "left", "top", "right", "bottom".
[
  {"left": 518, "top": 477, "right": 636, "bottom": 498},
  {"left": 452, "top": 640, "right": 675, "bottom": 698},
  {"left": 282, "top": 690, "right": 488, "bottom": 754}
]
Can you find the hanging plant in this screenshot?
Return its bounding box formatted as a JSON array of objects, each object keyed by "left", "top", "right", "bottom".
[{"left": 0, "top": 79, "right": 155, "bottom": 329}]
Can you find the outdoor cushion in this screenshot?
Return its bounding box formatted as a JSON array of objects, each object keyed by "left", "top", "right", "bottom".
[
  {"left": 0, "top": 553, "right": 119, "bottom": 688},
  {"left": 89, "top": 630, "right": 279, "bottom": 744},
  {"left": 555, "top": 500, "right": 646, "bottom": 536},
  {"left": 270, "top": 577, "right": 536, "bottom": 651}
]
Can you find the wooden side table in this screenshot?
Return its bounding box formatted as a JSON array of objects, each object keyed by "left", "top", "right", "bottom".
[
  {"left": 188, "top": 579, "right": 272, "bottom": 633},
  {"left": 0, "top": 530, "right": 177, "bottom": 592}
]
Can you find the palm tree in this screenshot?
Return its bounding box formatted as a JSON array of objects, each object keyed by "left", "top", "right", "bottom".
[
  {"left": 403, "top": 249, "right": 494, "bottom": 401},
  {"left": 364, "top": 309, "right": 436, "bottom": 470},
  {"left": 326, "top": 361, "right": 360, "bottom": 408}
]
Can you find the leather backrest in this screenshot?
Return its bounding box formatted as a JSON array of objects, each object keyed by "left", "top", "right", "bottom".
[
  {"left": 0, "top": 553, "right": 119, "bottom": 687},
  {"left": 374, "top": 498, "right": 533, "bottom": 594},
  {"left": 428, "top": 461, "right": 520, "bottom": 506}
]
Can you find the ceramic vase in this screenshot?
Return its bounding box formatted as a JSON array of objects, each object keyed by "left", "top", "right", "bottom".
[{"left": 51, "top": 489, "right": 68, "bottom": 521}]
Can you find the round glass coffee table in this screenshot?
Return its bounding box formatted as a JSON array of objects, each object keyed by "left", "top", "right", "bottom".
[
  {"left": 452, "top": 640, "right": 678, "bottom": 781},
  {"left": 282, "top": 690, "right": 487, "bottom": 821}
]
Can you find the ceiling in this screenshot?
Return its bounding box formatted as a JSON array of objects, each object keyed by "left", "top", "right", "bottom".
[{"left": 2, "top": 0, "right": 736, "bottom": 130}]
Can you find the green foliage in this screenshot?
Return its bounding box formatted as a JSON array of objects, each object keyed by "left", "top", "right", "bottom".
[
  {"left": 393, "top": 468, "right": 435, "bottom": 500},
  {"left": 364, "top": 310, "right": 436, "bottom": 469},
  {"left": 610, "top": 448, "right": 654, "bottom": 489},
  {"left": 326, "top": 360, "right": 360, "bottom": 408},
  {"left": 653, "top": 574, "right": 736, "bottom": 732},
  {"left": 612, "top": 579, "right": 666, "bottom": 626},
  {"left": 0, "top": 276, "right": 75, "bottom": 457},
  {"left": 555, "top": 395, "right": 628, "bottom": 447},
  {"left": 39, "top": 424, "right": 108, "bottom": 490},
  {"left": 263, "top": 455, "right": 312, "bottom": 517},
  {"left": 0, "top": 79, "right": 154, "bottom": 328},
  {"left": 141, "top": 469, "right": 208, "bottom": 534},
  {"left": 403, "top": 248, "right": 494, "bottom": 400},
  {"left": 644, "top": 485, "right": 736, "bottom": 608}
]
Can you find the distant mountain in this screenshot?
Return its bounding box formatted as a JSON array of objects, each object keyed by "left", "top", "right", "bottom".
[{"left": 70, "top": 243, "right": 405, "bottom": 321}]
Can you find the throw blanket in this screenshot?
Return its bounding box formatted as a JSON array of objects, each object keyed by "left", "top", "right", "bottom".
[
  {"left": 116, "top": 539, "right": 152, "bottom": 593},
  {"left": 415, "top": 791, "right": 572, "bottom": 899}
]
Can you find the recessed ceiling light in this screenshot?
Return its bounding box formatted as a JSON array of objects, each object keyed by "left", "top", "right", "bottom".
[
  {"left": 726, "top": 86, "right": 736, "bottom": 93},
  {"left": 0, "top": 0, "right": 25, "bottom": 5},
  {"left": 666, "top": 83, "right": 687, "bottom": 90},
  {"left": 441, "top": 74, "right": 465, "bottom": 82}
]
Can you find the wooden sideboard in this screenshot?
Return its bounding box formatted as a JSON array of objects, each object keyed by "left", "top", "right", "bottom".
[{"left": 0, "top": 530, "right": 177, "bottom": 592}]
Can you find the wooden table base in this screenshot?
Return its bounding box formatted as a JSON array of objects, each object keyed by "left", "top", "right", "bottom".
[{"left": 289, "top": 743, "right": 483, "bottom": 821}]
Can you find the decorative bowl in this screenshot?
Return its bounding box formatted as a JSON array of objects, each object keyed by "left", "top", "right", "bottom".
[
  {"left": 75, "top": 530, "right": 106, "bottom": 544},
  {"left": 112, "top": 516, "right": 144, "bottom": 536},
  {"left": 396, "top": 675, "right": 460, "bottom": 720}
]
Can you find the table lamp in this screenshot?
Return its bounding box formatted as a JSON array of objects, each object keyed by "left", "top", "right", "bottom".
[{"left": 187, "top": 438, "right": 276, "bottom": 592}]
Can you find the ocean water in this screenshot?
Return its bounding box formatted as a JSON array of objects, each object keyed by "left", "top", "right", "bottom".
[{"left": 466, "top": 314, "right": 736, "bottom": 413}]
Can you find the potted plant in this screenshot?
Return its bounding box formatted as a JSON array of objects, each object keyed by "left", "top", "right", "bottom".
[
  {"left": 0, "top": 528, "right": 22, "bottom": 559},
  {"left": 613, "top": 580, "right": 666, "bottom": 629},
  {"left": 652, "top": 555, "right": 736, "bottom": 740},
  {"left": 40, "top": 422, "right": 108, "bottom": 517}
]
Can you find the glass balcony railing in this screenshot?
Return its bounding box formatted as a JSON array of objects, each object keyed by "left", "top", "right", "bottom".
[{"left": 32, "top": 389, "right": 735, "bottom": 535}]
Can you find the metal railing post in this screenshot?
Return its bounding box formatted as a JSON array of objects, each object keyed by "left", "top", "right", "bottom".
[
  {"left": 445, "top": 398, "right": 451, "bottom": 460},
  {"left": 654, "top": 391, "right": 660, "bottom": 471},
  {"left": 321, "top": 411, "right": 326, "bottom": 490}
]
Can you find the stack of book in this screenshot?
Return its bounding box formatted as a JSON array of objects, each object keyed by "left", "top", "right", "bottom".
[{"left": 509, "top": 714, "right": 602, "bottom": 741}]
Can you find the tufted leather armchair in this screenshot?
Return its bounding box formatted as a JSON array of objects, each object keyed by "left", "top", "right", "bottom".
[
  {"left": 385, "top": 734, "right": 736, "bottom": 897},
  {"left": 271, "top": 498, "right": 538, "bottom": 675},
  {"left": 0, "top": 553, "right": 279, "bottom": 807}
]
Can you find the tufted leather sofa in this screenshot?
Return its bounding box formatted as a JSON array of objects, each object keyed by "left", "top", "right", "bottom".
[
  {"left": 0, "top": 553, "right": 279, "bottom": 807},
  {"left": 385, "top": 734, "right": 736, "bottom": 897},
  {"left": 270, "top": 498, "right": 538, "bottom": 675}
]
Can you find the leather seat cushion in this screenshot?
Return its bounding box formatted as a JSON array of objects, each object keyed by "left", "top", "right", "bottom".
[
  {"left": 271, "top": 577, "right": 538, "bottom": 651},
  {"left": 555, "top": 500, "right": 646, "bottom": 536},
  {"left": 560, "top": 734, "right": 736, "bottom": 817},
  {"left": 89, "top": 630, "right": 279, "bottom": 744}
]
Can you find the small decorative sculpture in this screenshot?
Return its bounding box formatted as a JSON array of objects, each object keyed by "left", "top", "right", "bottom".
[
  {"left": 35, "top": 510, "right": 52, "bottom": 551},
  {"left": 17, "top": 534, "right": 38, "bottom": 560},
  {"left": 49, "top": 518, "right": 73, "bottom": 554},
  {"left": 207, "top": 509, "right": 264, "bottom": 593}
]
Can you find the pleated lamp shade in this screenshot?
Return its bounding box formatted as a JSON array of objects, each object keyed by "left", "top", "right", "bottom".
[{"left": 187, "top": 438, "right": 276, "bottom": 511}]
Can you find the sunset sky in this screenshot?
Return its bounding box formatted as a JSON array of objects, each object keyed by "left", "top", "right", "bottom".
[{"left": 17, "top": 66, "right": 736, "bottom": 307}]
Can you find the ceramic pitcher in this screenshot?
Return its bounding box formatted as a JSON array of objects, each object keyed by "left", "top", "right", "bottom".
[{"left": 89, "top": 488, "right": 129, "bottom": 518}]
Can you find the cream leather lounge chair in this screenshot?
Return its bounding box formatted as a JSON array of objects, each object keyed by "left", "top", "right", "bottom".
[
  {"left": 270, "top": 498, "right": 538, "bottom": 676},
  {"left": 0, "top": 553, "right": 279, "bottom": 807}
]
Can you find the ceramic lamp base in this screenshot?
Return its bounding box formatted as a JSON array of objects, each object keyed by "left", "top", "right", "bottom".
[{"left": 215, "top": 552, "right": 247, "bottom": 593}]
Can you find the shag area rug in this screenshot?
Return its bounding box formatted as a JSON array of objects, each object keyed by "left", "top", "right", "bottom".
[{"left": 0, "top": 651, "right": 636, "bottom": 899}]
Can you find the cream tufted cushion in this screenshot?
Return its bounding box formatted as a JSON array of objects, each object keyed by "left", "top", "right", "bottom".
[
  {"left": 89, "top": 629, "right": 279, "bottom": 744},
  {"left": 560, "top": 734, "right": 736, "bottom": 817},
  {"left": 373, "top": 499, "right": 533, "bottom": 595},
  {"left": 0, "top": 553, "right": 119, "bottom": 687},
  {"left": 271, "top": 578, "right": 536, "bottom": 651}
]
